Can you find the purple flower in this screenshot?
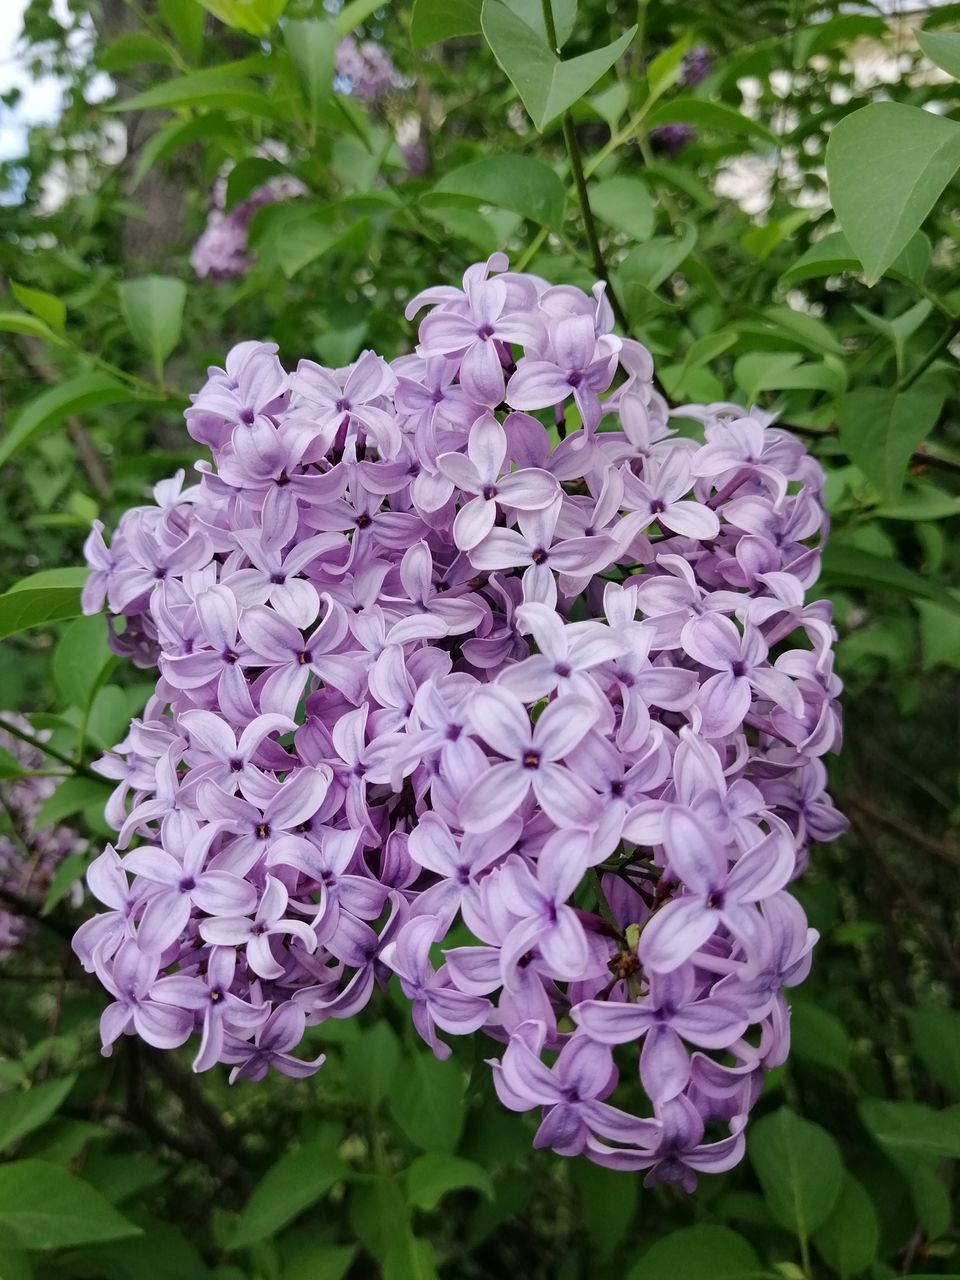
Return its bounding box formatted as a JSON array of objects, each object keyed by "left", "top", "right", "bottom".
[
  {"left": 460, "top": 688, "right": 601, "bottom": 831},
  {"left": 73, "top": 256, "right": 844, "bottom": 1182}
]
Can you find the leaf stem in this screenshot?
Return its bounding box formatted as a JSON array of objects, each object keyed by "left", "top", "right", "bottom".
[
  {"left": 539, "top": 0, "right": 631, "bottom": 332},
  {"left": 0, "top": 716, "right": 102, "bottom": 782},
  {"left": 897, "top": 312, "right": 960, "bottom": 392}
]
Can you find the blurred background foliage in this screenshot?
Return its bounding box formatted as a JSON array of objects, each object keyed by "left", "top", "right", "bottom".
[{"left": 1, "top": 0, "right": 960, "bottom": 1277}]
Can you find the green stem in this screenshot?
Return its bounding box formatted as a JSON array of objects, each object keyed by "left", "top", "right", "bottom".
[
  {"left": 590, "top": 869, "right": 624, "bottom": 940},
  {"left": 898, "top": 312, "right": 960, "bottom": 392},
  {"left": 0, "top": 717, "right": 102, "bottom": 781},
  {"left": 538, "top": 0, "right": 630, "bottom": 332}
]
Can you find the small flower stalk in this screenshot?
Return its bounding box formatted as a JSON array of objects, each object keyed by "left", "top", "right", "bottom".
[{"left": 76, "top": 257, "right": 846, "bottom": 1184}]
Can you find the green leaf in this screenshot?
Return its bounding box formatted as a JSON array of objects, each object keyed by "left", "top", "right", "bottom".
[
  {"left": 821, "top": 544, "right": 960, "bottom": 612},
  {"left": 405, "top": 1155, "right": 494, "bottom": 1211},
  {"left": 789, "top": 999, "right": 853, "bottom": 1074},
  {"left": 53, "top": 615, "right": 112, "bottom": 710},
  {"left": 588, "top": 175, "right": 654, "bottom": 241},
  {"left": 502, "top": 0, "right": 577, "bottom": 48},
  {"left": 826, "top": 102, "right": 960, "bottom": 285},
  {"left": 0, "top": 1248, "right": 32, "bottom": 1280},
  {"left": 195, "top": 0, "right": 288, "bottom": 36},
  {"left": 748, "top": 1108, "right": 844, "bottom": 1245},
  {"left": 383, "top": 1234, "right": 439, "bottom": 1280},
  {"left": 283, "top": 1241, "right": 357, "bottom": 1280},
  {"left": 158, "top": 0, "right": 205, "bottom": 59},
  {"left": 108, "top": 69, "right": 282, "bottom": 119},
  {"left": 783, "top": 229, "right": 930, "bottom": 287},
  {"left": 794, "top": 15, "right": 886, "bottom": 65},
  {"left": 80, "top": 1153, "right": 168, "bottom": 1206},
  {"left": 348, "top": 1177, "right": 408, "bottom": 1262},
  {"left": 0, "top": 748, "right": 26, "bottom": 780},
  {"left": 0, "top": 1079, "right": 76, "bottom": 1155},
  {"left": 647, "top": 97, "right": 775, "bottom": 144},
  {"left": 132, "top": 114, "right": 237, "bottom": 188},
  {"left": 230, "top": 1142, "right": 348, "bottom": 1248},
  {"left": 627, "top": 1224, "right": 763, "bottom": 1280},
  {"left": 860, "top": 1099, "right": 960, "bottom": 1159},
  {"left": 429, "top": 156, "right": 566, "bottom": 229},
  {"left": 35, "top": 777, "right": 111, "bottom": 829},
  {"left": 335, "top": 0, "right": 392, "bottom": 36},
  {"left": 812, "top": 1173, "right": 879, "bottom": 1280},
  {"left": 0, "top": 568, "right": 89, "bottom": 642},
  {"left": 411, "top": 0, "right": 483, "bottom": 47},
  {"left": 343, "top": 1022, "right": 400, "bottom": 1109},
  {"left": 0, "top": 1160, "right": 139, "bottom": 1250},
  {"left": 838, "top": 383, "right": 946, "bottom": 502},
  {"left": 391, "top": 1053, "right": 465, "bottom": 1153},
  {"left": 571, "top": 1160, "right": 637, "bottom": 1256},
  {"left": 481, "top": 1, "right": 636, "bottom": 131},
  {"left": 859, "top": 1100, "right": 955, "bottom": 1238},
  {"left": 223, "top": 156, "right": 283, "bottom": 209},
  {"left": 852, "top": 299, "right": 933, "bottom": 378},
  {"left": 619, "top": 222, "right": 697, "bottom": 293},
  {"left": 734, "top": 350, "right": 846, "bottom": 401},
  {"left": 646, "top": 33, "right": 692, "bottom": 99},
  {"left": 0, "top": 312, "right": 66, "bottom": 345},
  {"left": 97, "top": 32, "right": 179, "bottom": 72},
  {"left": 119, "top": 276, "right": 187, "bottom": 381},
  {"left": 916, "top": 28, "right": 960, "bottom": 80},
  {"left": 284, "top": 20, "right": 338, "bottom": 120},
  {"left": 9, "top": 283, "right": 65, "bottom": 332},
  {"left": 0, "top": 373, "right": 140, "bottom": 470}
]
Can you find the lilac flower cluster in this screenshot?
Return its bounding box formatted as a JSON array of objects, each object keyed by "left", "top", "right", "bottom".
[
  {"left": 334, "top": 36, "right": 397, "bottom": 102},
  {"left": 76, "top": 255, "right": 845, "bottom": 1183},
  {"left": 1, "top": 719, "right": 84, "bottom": 956},
  {"left": 191, "top": 170, "right": 307, "bottom": 281}
]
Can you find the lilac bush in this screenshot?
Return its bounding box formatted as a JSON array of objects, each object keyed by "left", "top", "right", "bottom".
[{"left": 74, "top": 256, "right": 846, "bottom": 1184}]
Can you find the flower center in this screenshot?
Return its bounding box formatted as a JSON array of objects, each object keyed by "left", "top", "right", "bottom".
[{"left": 522, "top": 750, "right": 541, "bottom": 770}]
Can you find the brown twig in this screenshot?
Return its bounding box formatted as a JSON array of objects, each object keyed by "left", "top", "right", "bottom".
[{"left": 840, "top": 792, "right": 960, "bottom": 868}]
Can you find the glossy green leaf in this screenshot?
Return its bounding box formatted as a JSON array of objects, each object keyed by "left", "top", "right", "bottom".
[
  {"left": 748, "top": 1108, "right": 843, "bottom": 1244},
  {"left": 0, "top": 1247, "right": 31, "bottom": 1280},
  {"left": 118, "top": 276, "right": 187, "bottom": 379},
  {"left": 0, "top": 569, "right": 89, "bottom": 642},
  {"left": 0, "top": 1079, "right": 76, "bottom": 1155},
  {"left": 0, "top": 373, "right": 140, "bottom": 470},
  {"left": 0, "top": 1160, "right": 139, "bottom": 1250},
  {"left": 231, "top": 1142, "right": 348, "bottom": 1247},
  {"left": 9, "top": 283, "right": 65, "bottom": 332},
  {"left": 195, "top": 0, "right": 288, "bottom": 36},
  {"left": 859, "top": 1100, "right": 956, "bottom": 1237},
  {"left": 132, "top": 114, "right": 237, "bottom": 188},
  {"left": 502, "top": 0, "right": 577, "bottom": 49},
  {"left": 406, "top": 1154, "right": 494, "bottom": 1210},
  {"left": 620, "top": 222, "right": 697, "bottom": 292},
  {"left": 430, "top": 155, "right": 566, "bottom": 229},
  {"left": 589, "top": 175, "right": 654, "bottom": 241},
  {"left": 838, "top": 383, "right": 946, "bottom": 502},
  {"left": 627, "top": 1224, "right": 763, "bottom": 1280},
  {"left": 411, "top": 0, "right": 483, "bottom": 47},
  {"left": 647, "top": 97, "right": 775, "bottom": 144},
  {"left": 812, "top": 1173, "right": 879, "bottom": 1279},
  {"left": 916, "top": 28, "right": 960, "bottom": 80},
  {"left": 571, "top": 1160, "right": 638, "bottom": 1256},
  {"left": 481, "top": 1, "right": 636, "bottom": 130},
  {"left": 860, "top": 1099, "right": 960, "bottom": 1159},
  {"left": 826, "top": 102, "right": 960, "bottom": 284},
  {"left": 343, "top": 1022, "right": 400, "bottom": 1109},
  {"left": 789, "top": 999, "right": 853, "bottom": 1074}
]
